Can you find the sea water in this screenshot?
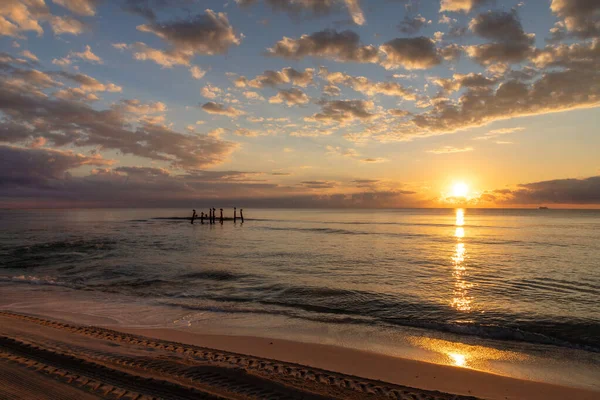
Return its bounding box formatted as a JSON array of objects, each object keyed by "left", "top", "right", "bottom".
[{"left": 1, "top": 208, "right": 599, "bottom": 389}]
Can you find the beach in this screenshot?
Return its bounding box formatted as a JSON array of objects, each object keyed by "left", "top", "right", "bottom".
[{"left": 2, "top": 310, "right": 599, "bottom": 400}]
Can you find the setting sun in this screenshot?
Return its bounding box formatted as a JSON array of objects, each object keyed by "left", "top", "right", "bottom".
[{"left": 452, "top": 183, "right": 469, "bottom": 198}]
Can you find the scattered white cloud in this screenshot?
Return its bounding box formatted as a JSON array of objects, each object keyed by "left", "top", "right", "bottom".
[{"left": 427, "top": 146, "right": 474, "bottom": 154}]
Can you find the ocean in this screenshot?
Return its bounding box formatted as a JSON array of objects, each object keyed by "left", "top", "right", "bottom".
[{"left": 1, "top": 208, "right": 600, "bottom": 389}]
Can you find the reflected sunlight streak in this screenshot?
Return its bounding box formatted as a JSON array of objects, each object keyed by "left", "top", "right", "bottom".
[
  {"left": 448, "top": 352, "right": 467, "bottom": 367},
  {"left": 451, "top": 209, "right": 473, "bottom": 312},
  {"left": 455, "top": 209, "right": 465, "bottom": 226},
  {"left": 408, "top": 337, "right": 529, "bottom": 371}
]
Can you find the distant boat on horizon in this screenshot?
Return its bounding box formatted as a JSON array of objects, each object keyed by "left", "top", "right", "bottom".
[{"left": 539, "top": 206, "right": 549, "bottom": 210}]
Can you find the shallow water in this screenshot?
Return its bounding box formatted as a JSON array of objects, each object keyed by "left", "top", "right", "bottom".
[{"left": 1, "top": 208, "right": 600, "bottom": 388}]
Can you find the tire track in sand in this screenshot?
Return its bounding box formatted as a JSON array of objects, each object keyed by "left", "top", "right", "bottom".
[{"left": 0, "top": 311, "right": 478, "bottom": 400}]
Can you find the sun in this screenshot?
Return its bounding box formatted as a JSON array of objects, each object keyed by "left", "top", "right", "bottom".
[{"left": 452, "top": 182, "right": 469, "bottom": 198}]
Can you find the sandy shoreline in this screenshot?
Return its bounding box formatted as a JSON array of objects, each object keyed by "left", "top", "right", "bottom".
[{"left": 1, "top": 311, "right": 598, "bottom": 400}]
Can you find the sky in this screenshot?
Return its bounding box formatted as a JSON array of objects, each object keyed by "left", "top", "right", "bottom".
[{"left": 1, "top": 0, "right": 599, "bottom": 208}]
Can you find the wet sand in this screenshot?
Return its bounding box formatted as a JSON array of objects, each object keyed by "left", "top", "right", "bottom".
[{"left": 1, "top": 311, "right": 598, "bottom": 400}]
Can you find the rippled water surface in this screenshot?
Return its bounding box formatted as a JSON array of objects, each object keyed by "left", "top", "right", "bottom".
[{"left": 2, "top": 208, "right": 600, "bottom": 385}]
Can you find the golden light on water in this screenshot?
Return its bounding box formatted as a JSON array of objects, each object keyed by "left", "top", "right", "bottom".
[
  {"left": 408, "top": 337, "right": 529, "bottom": 370},
  {"left": 455, "top": 209, "right": 465, "bottom": 226},
  {"left": 452, "top": 209, "right": 472, "bottom": 311},
  {"left": 452, "top": 242, "right": 466, "bottom": 265},
  {"left": 448, "top": 352, "right": 467, "bottom": 367}
]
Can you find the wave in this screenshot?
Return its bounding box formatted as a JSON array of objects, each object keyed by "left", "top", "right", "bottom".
[
  {"left": 249, "top": 218, "right": 514, "bottom": 229},
  {"left": 2, "top": 238, "right": 118, "bottom": 269},
  {"left": 179, "top": 270, "right": 247, "bottom": 281},
  {"left": 159, "top": 300, "right": 378, "bottom": 326},
  {"left": 149, "top": 281, "right": 600, "bottom": 352},
  {"left": 0, "top": 274, "right": 67, "bottom": 287},
  {"left": 158, "top": 298, "right": 600, "bottom": 353},
  {"left": 259, "top": 226, "right": 430, "bottom": 238},
  {"left": 3, "top": 272, "right": 599, "bottom": 352}
]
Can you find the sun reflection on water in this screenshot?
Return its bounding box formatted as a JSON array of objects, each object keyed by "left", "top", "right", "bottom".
[
  {"left": 455, "top": 208, "right": 465, "bottom": 226},
  {"left": 448, "top": 352, "right": 467, "bottom": 367},
  {"left": 407, "top": 337, "right": 528, "bottom": 370},
  {"left": 452, "top": 209, "right": 473, "bottom": 312}
]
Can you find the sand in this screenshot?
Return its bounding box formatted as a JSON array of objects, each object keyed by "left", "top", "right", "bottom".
[{"left": 1, "top": 311, "right": 598, "bottom": 400}]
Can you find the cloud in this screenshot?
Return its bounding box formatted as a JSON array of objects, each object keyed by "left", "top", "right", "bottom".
[
  {"left": 53, "top": 0, "right": 98, "bottom": 16},
  {"left": 128, "top": 42, "right": 192, "bottom": 67},
  {"left": 474, "top": 126, "right": 524, "bottom": 140},
  {"left": 0, "top": 156, "right": 298, "bottom": 207},
  {"left": 324, "top": 146, "right": 389, "bottom": 164},
  {"left": 19, "top": 50, "right": 38, "bottom": 61},
  {"left": 427, "top": 146, "right": 474, "bottom": 154},
  {"left": 54, "top": 88, "right": 99, "bottom": 102},
  {"left": 321, "top": 70, "right": 416, "bottom": 99},
  {"left": 398, "top": 15, "right": 430, "bottom": 35},
  {"left": 344, "top": 0, "right": 365, "bottom": 25},
  {"left": 360, "top": 157, "right": 389, "bottom": 163},
  {"left": 439, "top": 43, "right": 463, "bottom": 61},
  {"left": 323, "top": 84, "right": 341, "bottom": 96},
  {"left": 290, "top": 127, "right": 336, "bottom": 137},
  {"left": 380, "top": 36, "right": 442, "bottom": 70},
  {"left": 550, "top": 0, "right": 600, "bottom": 40},
  {"left": 50, "top": 45, "right": 101, "bottom": 68},
  {"left": 388, "top": 109, "right": 410, "bottom": 117},
  {"left": 269, "top": 88, "right": 310, "bottom": 106},
  {"left": 112, "top": 99, "right": 167, "bottom": 115},
  {"left": 392, "top": 62, "right": 600, "bottom": 140},
  {"left": 0, "top": 64, "right": 239, "bottom": 169},
  {"left": 4, "top": 69, "right": 59, "bottom": 95},
  {"left": 118, "top": 10, "right": 240, "bottom": 68},
  {"left": 466, "top": 11, "right": 535, "bottom": 65},
  {"left": 267, "top": 29, "right": 379, "bottom": 64},
  {"left": 233, "top": 128, "right": 279, "bottom": 138},
  {"left": 0, "top": 144, "right": 113, "bottom": 186},
  {"left": 469, "top": 10, "right": 532, "bottom": 43},
  {"left": 243, "top": 91, "right": 265, "bottom": 101},
  {"left": 70, "top": 45, "right": 103, "bottom": 63},
  {"left": 0, "top": 1, "right": 88, "bottom": 37},
  {"left": 243, "top": 67, "right": 315, "bottom": 88},
  {"left": 326, "top": 145, "right": 360, "bottom": 157},
  {"left": 307, "top": 99, "right": 376, "bottom": 124},
  {"left": 189, "top": 65, "right": 206, "bottom": 79},
  {"left": 201, "top": 84, "right": 222, "bottom": 99},
  {"left": 0, "top": 0, "right": 48, "bottom": 38},
  {"left": 431, "top": 72, "right": 496, "bottom": 93},
  {"left": 201, "top": 101, "right": 245, "bottom": 117},
  {"left": 234, "top": 128, "right": 262, "bottom": 137},
  {"left": 0, "top": 156, "right": 422, "bottom": 208},
  {"left": 482, "top": 176, "right": 600, "bottom": 205},
  {"left": 236, "top": 0, "right": 365, "bottom": 25},
  {"left": 49, "top": 16, "right": 88, "bottom": 35},
  {"left": 530, "top": 39, "right": 600, "bottom": 69},
  {"left": 232, "top": 76, "right": 248, "bottom": 88},
  {"left": 352, "top": 179, "right": 379, "bottom": 187},
  {"left": 440, "top": 0, "right": 492, "bottom": 13},
  {"left": 54, "top": 71, "right": 122, "bottom": 92},
  {"left": 136, "top": 9, "right": 241, "bottom": 56},
  {"left": 122, "top": 0, "right": 164, "bottom": 20},
  {"left": 299, "top": 180, "right": 338, "bottom": 189}
]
